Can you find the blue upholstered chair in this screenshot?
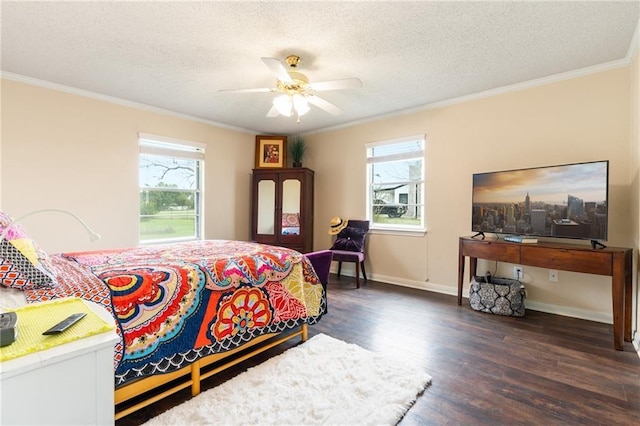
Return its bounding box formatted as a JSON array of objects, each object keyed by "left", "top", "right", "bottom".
[{"left": 329, "top": 220, "right": 369, "bottom": 288}]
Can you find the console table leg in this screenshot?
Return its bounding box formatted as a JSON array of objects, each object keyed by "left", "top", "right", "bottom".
[
  {"left": 623, "top": 251, "right": 633, "bottom": 343},
  {"left": 611, "top": 254, "right": 625, "bottom": 350},
  {"left": 625, "top": 272, "right": 632, "bottom": 343},
  {"left": 469, "top": 257, "right": 478, "bottom": 282},
  {"left": 457, "top": 249, "right": 465, "bottom": 306}
]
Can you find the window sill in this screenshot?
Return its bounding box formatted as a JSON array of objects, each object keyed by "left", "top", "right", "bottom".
[
  {"left": 368, "top": 227, "right": 426, "bottom": 237},
  {"left": 139, "top": 237, "right": 201, "bottom": 245}
]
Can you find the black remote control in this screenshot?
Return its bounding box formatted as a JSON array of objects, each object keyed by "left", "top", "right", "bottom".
[{"left": 42, "top": 313, "right": 86, "bottom": 335}]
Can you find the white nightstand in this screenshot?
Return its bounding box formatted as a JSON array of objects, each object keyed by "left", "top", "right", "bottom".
[{"left": 0, "top": 300, "right": 119, "bottom": 425}]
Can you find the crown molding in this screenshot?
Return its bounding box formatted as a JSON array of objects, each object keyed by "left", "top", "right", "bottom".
[
  {"left": 0, "top": 71, "right": 258, "bottom": 135},
  {"left": 310, "top": 57, "right": 632, "bottom": 135}
]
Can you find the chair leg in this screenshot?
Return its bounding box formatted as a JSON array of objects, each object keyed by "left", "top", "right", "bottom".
[
  {"left": 337, "top": 261, "right": 342, "bottom": 278},
  {"left": 361, "top": 261, "right": 368, "bottom": 281},
  {"left": 355, "top": 261, "right": 360, "bottom": 289}
]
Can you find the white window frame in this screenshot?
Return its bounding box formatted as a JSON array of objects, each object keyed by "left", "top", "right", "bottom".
[
  {"left": 366, "top": 134, "right": 426, "bottom": 234},
  {"left": 138, "top": 133, "right": 205, "bottom": 244}
]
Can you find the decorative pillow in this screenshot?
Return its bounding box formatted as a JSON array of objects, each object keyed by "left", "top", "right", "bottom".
[
  {"left": 330, "top": 226, "right": 366, "bottom": 252},
  {"left": 0, "top": 211, "right": 57, "bottom": 290},
  {"left": 282, "top": 213, "right": 300, "bottom": 227}
]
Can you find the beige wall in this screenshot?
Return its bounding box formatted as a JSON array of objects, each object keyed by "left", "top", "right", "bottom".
[
  {"left": 0, "top": 79, "right": 255, "bottom": 253},
  {"left": 308, "top": 67, "right": 634, "bottom": 323},
  {"left": 1, "top": 64, "right": 637, "bottom": 327},
  {"left": 632, "top": 47, "right": 640, "bottom": 341}
]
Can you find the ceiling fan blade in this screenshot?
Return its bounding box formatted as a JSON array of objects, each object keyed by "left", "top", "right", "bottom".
[
  {"left": 307, "top": 95, "right": 343, "bottom": 115},
  {"left": 261, "top": 57, "right": 293, "bottom": 83},
  {"left": 266, "top": 105, "right": 280, "bottom": 117},
  {"left": 218, "top": 87, "right": 273, "bottom": 93},
  {"left": 309, "top": 78, "right": 363, "bottom": 91}
]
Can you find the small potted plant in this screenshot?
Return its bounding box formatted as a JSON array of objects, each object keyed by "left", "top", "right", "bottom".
[{"left": 290, "top": 135, "right": 307, "bottom": 167}]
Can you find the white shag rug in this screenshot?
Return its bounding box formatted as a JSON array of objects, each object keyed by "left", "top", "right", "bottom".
[{"left": 144, "top": 333, "right": 432, "bottom": 426}]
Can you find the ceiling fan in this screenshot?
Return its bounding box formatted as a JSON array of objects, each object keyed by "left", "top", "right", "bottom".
[{"left": 219, "top": 55, "right": 362, "bottom": 120}]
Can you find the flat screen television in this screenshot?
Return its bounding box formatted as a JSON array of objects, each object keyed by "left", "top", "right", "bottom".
[{"left": 472, "top": 160, "right": 609, "bottom": 244}]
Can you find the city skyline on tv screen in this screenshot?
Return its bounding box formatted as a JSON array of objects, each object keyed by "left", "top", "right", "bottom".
[{"left": 472, "top": 161, "right": 608, "bottom": 240}]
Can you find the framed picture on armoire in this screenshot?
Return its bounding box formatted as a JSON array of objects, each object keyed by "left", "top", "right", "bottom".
[{"left": 255, "top": 135, "right": 287, "bottom": 168}]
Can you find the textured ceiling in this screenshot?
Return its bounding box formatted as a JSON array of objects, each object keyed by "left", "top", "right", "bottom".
[{"left": 1, "top": 1, "right": 639, "bottom": 136}]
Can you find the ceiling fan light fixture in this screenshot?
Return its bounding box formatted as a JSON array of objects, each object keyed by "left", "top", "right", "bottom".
[
  {"left": 224, "top": 55, "right": 361, "bottom": 120},
  {"left": 273, "top": 94, "right": 293, "bottom": 117},
  {"left": 273, "top": 94, "right": 310, "bottom": 117},
  {"left": 293, "top": 94, "right": 310, "bottom": 116}
]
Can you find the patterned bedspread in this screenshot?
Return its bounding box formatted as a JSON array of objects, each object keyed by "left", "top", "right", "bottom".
[{"left": 23, "top": 240, "right": 326, "bottom": 387}]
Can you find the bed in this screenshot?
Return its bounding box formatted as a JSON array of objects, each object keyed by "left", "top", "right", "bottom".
[{"left": 0, "top": 216, "right": 326, "bottom": 420}]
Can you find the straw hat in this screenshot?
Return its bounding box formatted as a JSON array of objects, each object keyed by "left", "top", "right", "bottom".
[{"left": 328, "top": 216, "right": 348, "bottom": 235}]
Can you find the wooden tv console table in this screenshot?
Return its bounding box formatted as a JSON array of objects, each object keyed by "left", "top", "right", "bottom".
[{"left": 457, "top": 236, "right": 633, "bottom": 350}]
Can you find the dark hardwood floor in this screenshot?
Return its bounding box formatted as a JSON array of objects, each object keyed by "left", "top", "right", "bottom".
[{"left": 118, "top": 275, "right": 640, "bottom": 425}]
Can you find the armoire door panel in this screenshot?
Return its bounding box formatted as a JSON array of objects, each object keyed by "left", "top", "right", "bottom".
[{"left": 251, "top": 168, "right": 314, "bottom": 252}]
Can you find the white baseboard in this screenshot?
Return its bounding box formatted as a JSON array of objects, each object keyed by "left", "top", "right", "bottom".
[
  {"left": 523, "top": 300, "right": 612, "bottom": 324},
  {"left": 329, "top": 268, "right": 457, "bottom": 295},
  {"left": 332, "top": 268, "right": 615, "bottom": 324},
  {"left": 634, "top": 332, "right": 640, "bottom": 360}
]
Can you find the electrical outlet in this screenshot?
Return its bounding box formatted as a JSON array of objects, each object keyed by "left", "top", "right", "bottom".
[
  {"left": 549, "top": 270, "right": 558, "bottom": 282},
  {"left": 514, "top": 266, "right": 523, "bottom": 280}
]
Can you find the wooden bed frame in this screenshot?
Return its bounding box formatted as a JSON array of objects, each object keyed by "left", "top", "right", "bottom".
[{"left": 114, "top": 324, "right": 308, "bottom": 420}]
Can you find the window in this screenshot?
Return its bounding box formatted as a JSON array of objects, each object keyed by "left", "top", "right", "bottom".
[
  {"left": 138, "top": 133, "right": 205, "bottom": 243},
  {"left": 366, "top": 135, "right": 425, "bottom": 232}
]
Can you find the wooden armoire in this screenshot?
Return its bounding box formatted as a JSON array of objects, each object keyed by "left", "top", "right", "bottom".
[{"left": 251, "top": 167, "right": 314, "bottom": 253}]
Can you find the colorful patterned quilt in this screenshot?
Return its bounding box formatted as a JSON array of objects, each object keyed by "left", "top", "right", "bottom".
[{"left": 23, "top": 240, "right": 326, "bottom": 387}]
